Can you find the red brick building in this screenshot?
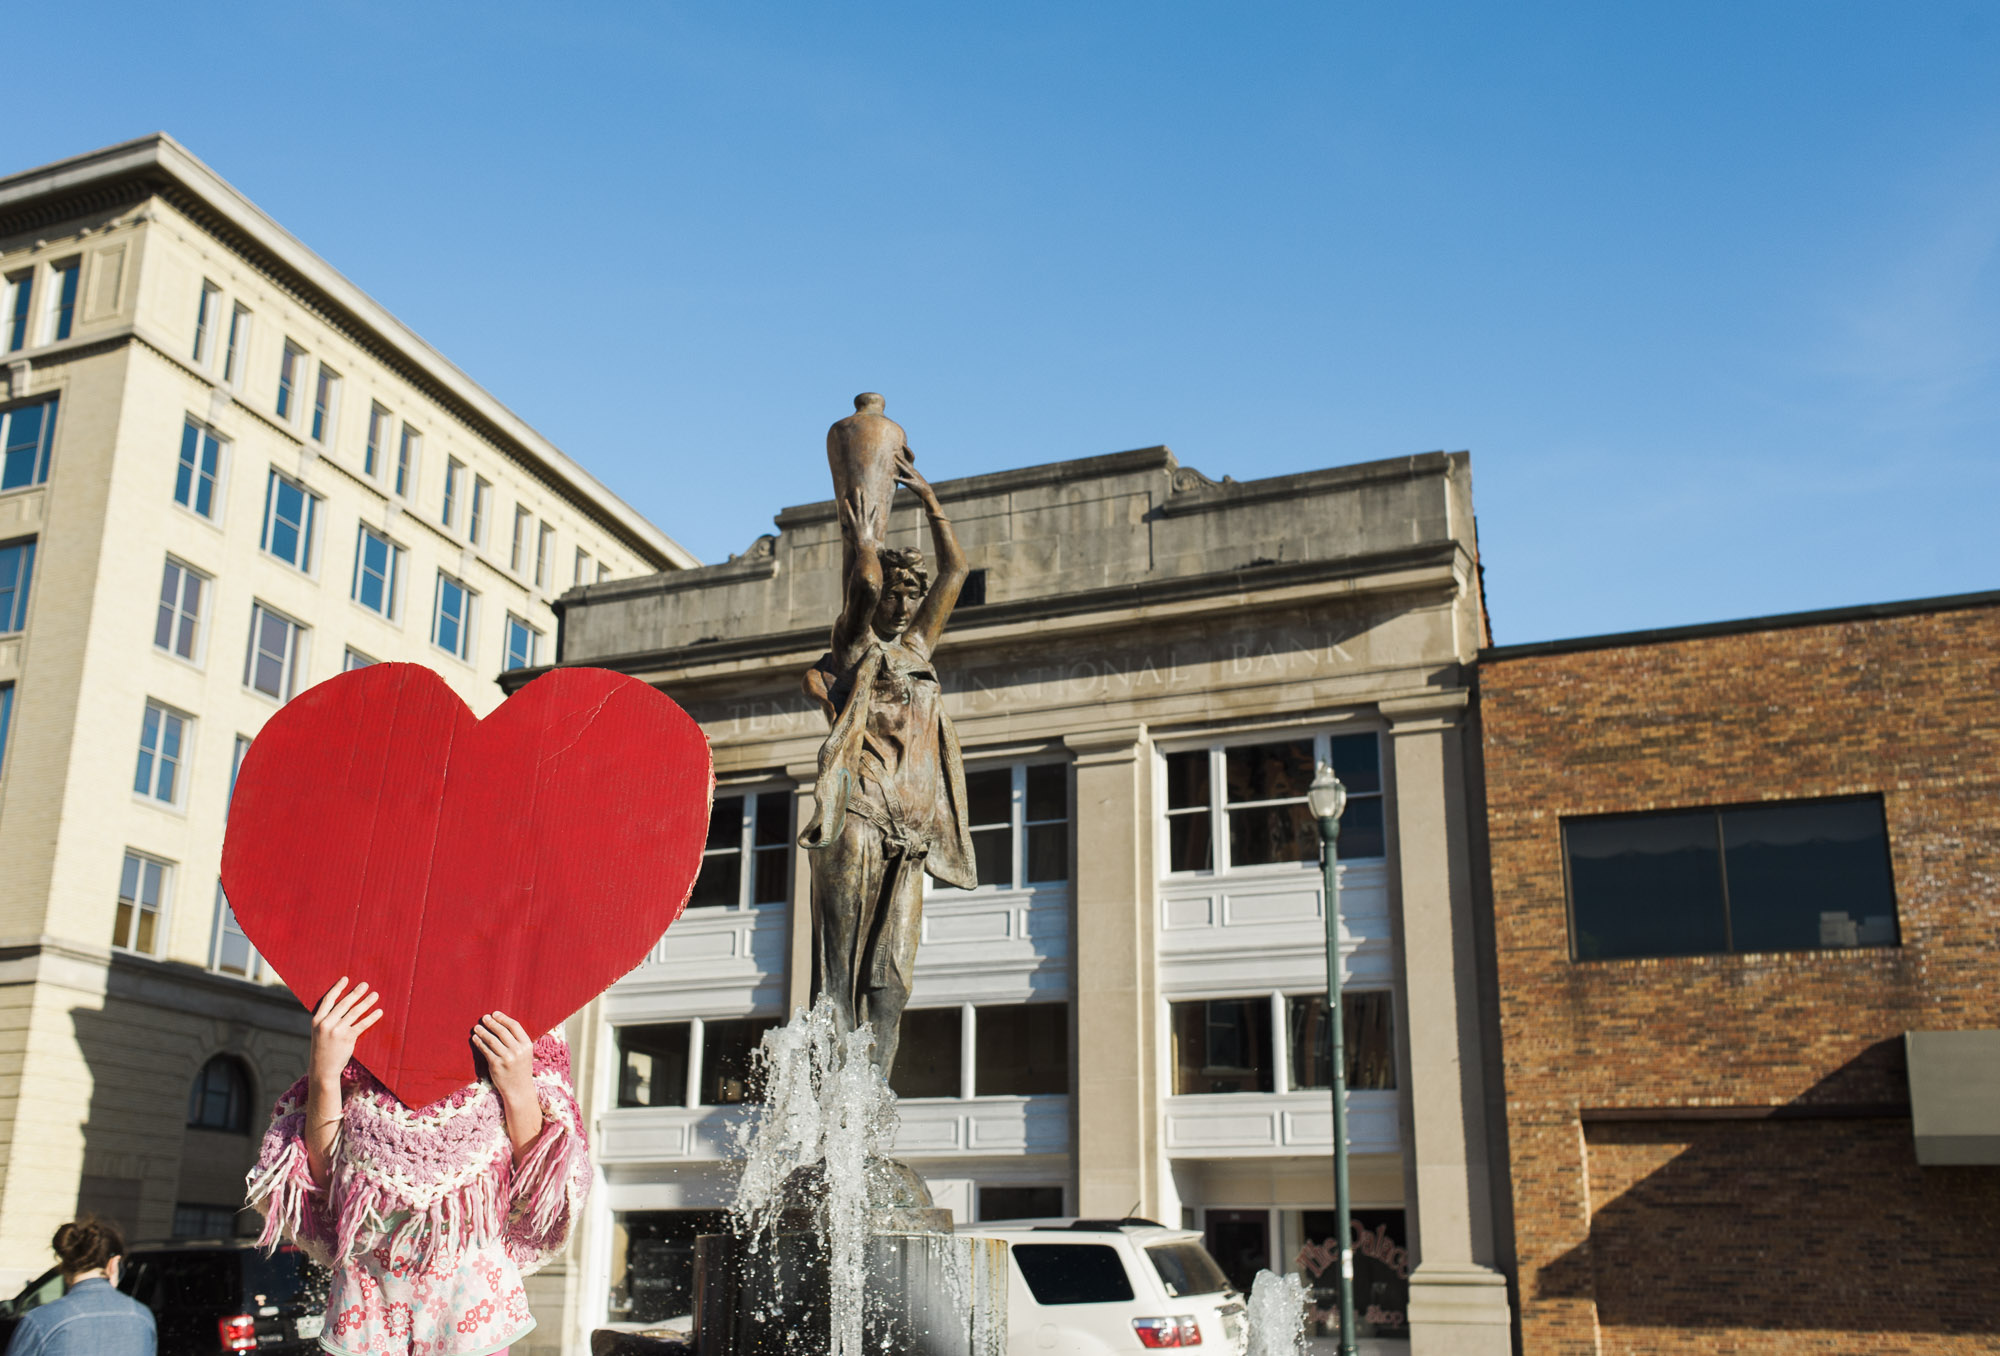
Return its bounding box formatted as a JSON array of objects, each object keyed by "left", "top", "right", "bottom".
[{"left": 1475, "top": 590, "right": 2000, "bottom": 1355}]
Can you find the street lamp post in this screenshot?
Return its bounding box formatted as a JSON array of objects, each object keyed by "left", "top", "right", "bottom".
[{"left": 1306, "top": 761, "right": 1358, "bottom": 1356}]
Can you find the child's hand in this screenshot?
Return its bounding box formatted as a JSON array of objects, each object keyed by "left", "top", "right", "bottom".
[
  {"left": 474, "top": 1012, "right": 545, "bottom": 1155},
  {"left": 310, "top": 978, "right": 382, "bottom": 1090}
]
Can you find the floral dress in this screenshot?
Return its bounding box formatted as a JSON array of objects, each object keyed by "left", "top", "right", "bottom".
[{"left": 247, "top": 1032, "right": 590, "bottom": 1356}]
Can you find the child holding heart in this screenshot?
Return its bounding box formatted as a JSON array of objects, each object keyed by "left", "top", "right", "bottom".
[{"left": 246, "top": 977, "right": 591, "bottom": 1356}]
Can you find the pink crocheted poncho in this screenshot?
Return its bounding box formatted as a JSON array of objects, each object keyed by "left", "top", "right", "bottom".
[{"left": 245, "top": 1031, "right": 590, "bottom": 1274}]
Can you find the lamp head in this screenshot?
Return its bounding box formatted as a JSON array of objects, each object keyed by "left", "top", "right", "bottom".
[{"left": 1306, "top": 761, "right": 1348, "bottom": 823}]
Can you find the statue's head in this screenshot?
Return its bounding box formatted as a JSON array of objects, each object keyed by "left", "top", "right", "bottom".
[
  {"left": 854, "top": 392, "right": 886, "bottom": 414},
  {"left": 872, "top": 547, "right": 929, "bottom": 639}
]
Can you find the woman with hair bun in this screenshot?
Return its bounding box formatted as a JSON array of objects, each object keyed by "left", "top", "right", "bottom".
[{"left": 1, "top": 1215, "right": 154, "bottom": 1355}]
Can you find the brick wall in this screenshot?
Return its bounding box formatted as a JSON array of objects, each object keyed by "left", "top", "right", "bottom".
[{"left": 1478, "top": 601, "right": 2000, "bottom": 1355}]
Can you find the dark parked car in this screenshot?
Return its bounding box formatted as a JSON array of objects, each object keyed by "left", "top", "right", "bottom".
[
  {"left": 0, "top": 1237, "right": 330, "bottom": 1353},
  {"left": 117, "top": 1239, "right": 330, "bottom": 1355}
]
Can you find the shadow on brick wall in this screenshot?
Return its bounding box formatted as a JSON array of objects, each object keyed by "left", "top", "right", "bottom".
[{"left": 1536, "top": 1040, "right": 2000, "bottom": 1335}]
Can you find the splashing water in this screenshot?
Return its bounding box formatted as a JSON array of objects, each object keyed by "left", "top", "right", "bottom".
[
  {"left": 732, "top": 997, "right": 899, "bottom": 1356},
  {"left": 1245, "top": 1270, "right": 1309, "bottom": 1356}
]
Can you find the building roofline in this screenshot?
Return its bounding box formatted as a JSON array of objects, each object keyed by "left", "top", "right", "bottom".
[
  {"left": 1481, "top": 587, "right": 2000, "bottom": 662},
  {"left": 0, "top": 133, "right": 697, "bottom": 570}
]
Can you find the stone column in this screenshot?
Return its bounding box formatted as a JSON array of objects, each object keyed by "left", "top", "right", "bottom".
[
  {"left": 1381, "top": 692, "right": 1513, "bottom": 1355},
  {"left": 1064, "top": 724, "right": 1160, "bottom": 1219},
  {"left": 784, "top": 760, "right": 819, "bottom": 1019}
]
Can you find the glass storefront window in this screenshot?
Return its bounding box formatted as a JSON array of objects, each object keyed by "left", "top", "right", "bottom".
[{"left": 606, "top": 1210, "right": 728, "bottom": 1325}]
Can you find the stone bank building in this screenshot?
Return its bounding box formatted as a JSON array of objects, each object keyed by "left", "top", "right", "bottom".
[{"left": 537, "top": 446, "right": 1515, "bottom": 1353}]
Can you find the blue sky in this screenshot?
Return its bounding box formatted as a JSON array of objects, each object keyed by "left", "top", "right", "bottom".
[{"left": 11, "top": 3, "right": 1998, "bottom": 642}]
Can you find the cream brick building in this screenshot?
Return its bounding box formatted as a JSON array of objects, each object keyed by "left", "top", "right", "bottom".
[{"left": 0, "top": 134, "right": 692, "bottom": 1337}]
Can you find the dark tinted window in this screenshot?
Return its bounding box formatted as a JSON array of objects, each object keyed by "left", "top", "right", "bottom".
[
  {"left": 1171, "top": 998, "right": 1273, "bottom": 1095},
  {"left": 1288, "top": 990, "right": 1396, "bottom": 1091},
  {"left": 702, "top": 1017, "right": 779, "bottom": 1105},
  {"left": 187, "top": 1056, "right": 251, "bottom": 1132},
  {"left": 1011, "top": 1244, "right": 1136, "bottom": 1305},
  {"left": 609, "top": 1210, "right": 729, "bottom": 1324},
  {"left": 618, "top": 1023, "right": 690, "bottom": 1107},
  {"left": 890, "top": 1007, "right": 962, "bottom": 1099},
  {"left": 978, "top": 1185, "right": 1063, "bottom": 1221},
  {"left": 1148, "top": 1242, "right": 1231, "bottom": 1298},
  {"left": 1566, "top": 796, "right": 1896, "bottom": 960},
  {"left": 966, "top": 769, "right": 1013, "bottom": 887},
  {"left": 976, "top": 1003, "right": 1068, "bottom": 1095},
  {"left": 690, "top": 796, "right": 744, "bottom": 908}
]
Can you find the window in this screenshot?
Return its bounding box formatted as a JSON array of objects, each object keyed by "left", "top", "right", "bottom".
[
  {"left": 244, "top": 603, "right": 304, "bottom": 700},
  {"left": 441, "top": 457, "right": 462, "bottom": 528},
  {"left": 0, "top": 684, "right": 13, "bottom": 776},
  {"left": 1287, "top": 991, "right": 1397, "bottom": 1091},
  {"left": 605, "top": 1211, "right": 731, "bottom": 1325},
  {"left": 978, "top": 1186, "right": 1064, "bottom": 1222},
  {"left": 700, "top": 1016, "right": 781, "bottom": 1105},
  {"left": 192, "top": 281, "right": 220, "bottom": 363},
  {"left": 574, "top": 548, "right": 591, "bottom": 586},
  {"left": 3, "top": 272, "right": 30, "bottom": 351},
  {"left": 114, "top": 851, "right": 169, "bottom": 953},
  {"left": 1564, "top": 796, "right": 1899, "bottom": 961},
  {"left": 210, "top": 887, "right": 262, "bottom": 979},
  {"left": 1164, "top": 732, "right": 1385, "bottom": 873},
  {"left": 535, "top": 523, "right": 554, "bottom": 588},
  {"left": 154, "top": 558, "right": 206, "bottom": 661},
  {"left": 432, "top": 572, "right": 474, "bottom": 660},
  {"left": 470, "top": 476, "right": 490, "bottom": 546},
  {"left": 503, "top": 614, "right": 543, "bottom": 671},
  {"left": 276, "top": 341, "right": 303, "bottom": 419},
  {"left": 959, "top": 568, "right": 988, "bottom": 607},
  {"left": 1171, "top": 997, "right": 1273, "bottom": 1094},
  {"left": 598, "top": 562, "right": 610, "bottom": 584},
  {"left": 187, "top": 1055, "right": 252, "bottom": 1131},
  {"left": 364, "top": 403, "right": 389, "bottom": 477},
  {"left": 171, "top": 1204, "right": 245, "bottom": 1240},
  {"left": 961, "top": 762, "right": 1069, "bottom": 889},
  {"left": 134, "top": 702, "right": 191, "bottom": 805},
  {"left": 47, "top": 259, "right": 78, "bottom": 341},
  {"left": 2, "top": 397, "right": 59, "bottom": 490},
  {"left": 617, "top": 1023, "right": 691, "bottom": 1108},
  {"left": 351, "top": 526, "right": 402, "bottom": 619},
  {"left": 228, "top": 735, "right": 251, "bottom": 808},
  {"left": 976, "top": 1002, "right": 1069, "bottom": 1095},
  {"left": 0, "top": 539, "right": 34, "bottom": 633},
  {"left": 510, "top": 506, "right": 530, "bottom": 572},
  {"left": 222, "top": 304, "right": 249, "bottom": 384},
  {"left": 689, "top": 791, "right": 792, "bottom": 909},
  {"left": 260, "top": 469, "right": 318, "bottom": 570},
  {"left": 888, "top": 1003, "right": 1070, "bottom": 1099},
  {"left": 174, "top": 418, "right": 223, "bottom": 518},
  {"left": 310, "top": 364, "right": 339, "bottom": 444},
  {"left": 395, "top": 424, "right": 418, "bottom": 497},
  {"left": 1011, "top": 1245, "right": 1135, "bottom": 1306},
  {"left": 343, "top": 648, "right": 375, "bottom": 670}
]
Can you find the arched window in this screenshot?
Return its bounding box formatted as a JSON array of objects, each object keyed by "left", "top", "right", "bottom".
[{"left": 187, "top": 1055, "right": 252, "bottom": 1133}]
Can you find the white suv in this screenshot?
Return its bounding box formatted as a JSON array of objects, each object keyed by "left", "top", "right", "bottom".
[{"left": 961, "top": 1219, "right": 1248, "bottom": 1356}]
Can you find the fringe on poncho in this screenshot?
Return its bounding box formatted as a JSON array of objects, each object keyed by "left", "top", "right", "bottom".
[{"left": 245, "top": 1031, "right": 589, "bottom": 1275}]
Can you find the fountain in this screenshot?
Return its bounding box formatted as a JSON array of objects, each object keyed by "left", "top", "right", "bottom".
[
  {"left": 1245, "top": 1270, "right": 1309, "bottom": 1356},
  {"left": 681, "top": 396, "right": 1007, "bottom": 1356}
]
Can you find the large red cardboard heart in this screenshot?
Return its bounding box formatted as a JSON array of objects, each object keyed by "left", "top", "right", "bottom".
[{"left": 222, "top": 663, "right": 712, "bottom": 1108}]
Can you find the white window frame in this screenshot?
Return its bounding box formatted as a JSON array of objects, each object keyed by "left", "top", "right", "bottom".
[
  {"left": 503, "top": 612, "right": 543, "bottom": 672},
  {"left": 441, "top": 457, "right": 462, "bottom": 529},
  {"left": 511, "top": 505, "right": 531, "bottom": 573},
  {"left": 689, "top": 786, "right": 794, "bottom": 911},
  {"left": 244, "top": 602, "right": 306, "bottom": 701},
  {"left": 192, "top": 280, "right": 221, "bottom": 365},
  {"left": 43, "top": 257, "right": 79, "bottom": 344},
  {"left": 343, "top": 647, "right": 376, "bottom": 671},
  {"left": 228, "top": 734, "right": 252, "bottom": 809},
  {"left": 364, "top": 402, "right": 390, "bottom": 478},
  {"left": 351, "top": 524, "right": 403, "bottom": 622},
  {"left": 209, "top": 883, "right": 263, "bottom": 980},
  {"left": 173, "top": 417, "right": 227, "bottom": 522},
  {"left": 942, "top": 760, "right": 1070, "bottom": 894},
  {"left": 431, "top": 571, "right": 476, "bottom": 662},
  {"left": 470, "top": 475, "right": 491, "bottom": 547},
  {"left": 1165, "top": 987, "right": 1398, "bottom": 1099},
  {"left": 276, "top": 339, "right": 304, "bottom": 421},
  {"left": 1158, "top": 729, "right": 1387, "bottom": 878},
  {"left": 153, "top": 556, "right": 210, "bottom": 665},
  {"left": 535, "top": 522, "right": 554, "bottom": 589},
  {"left": 3, "top": 271, "right": 31, "bottom": 353},
  {"left": 574, "top": 547, "right": 591, "bottom": 587},
  {"left": 2, "top": 397, "right": 61, "bottom": 493},
  {"left": 310, "top": 363, "right": 340, "bottom": 445},
  {"left": 259, "top": 468, "right": 320, "bottom": 573},
  {"left": 890, "top": 1000, "right": 1074, "bottom": 1102},
  {"left": 134, "top": 700, "right": 193, "bottom": 809},
  {"left": 114, "top": 850, "right": 172, "bottom": 956},
  {"left": 222, "top": 303, "right": 250, "bottom": 386},
  {"left": 395, "top": 424, "right": 419, "bottom": 498}
]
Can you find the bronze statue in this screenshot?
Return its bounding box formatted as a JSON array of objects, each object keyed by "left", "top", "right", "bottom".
[{"left": 798, "top": 394, "right": 974, "bottom": 1073}]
